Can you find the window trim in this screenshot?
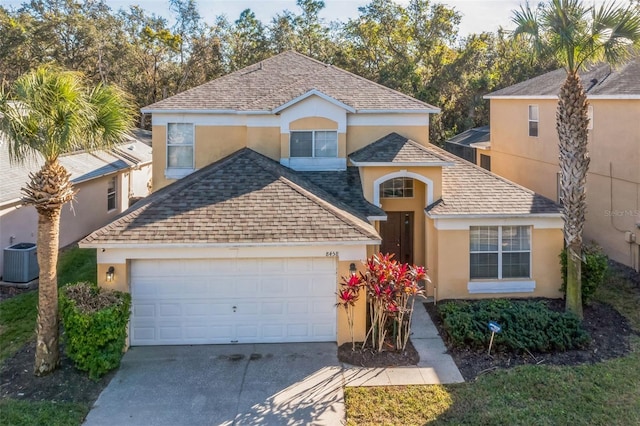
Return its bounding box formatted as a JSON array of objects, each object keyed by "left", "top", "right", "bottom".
[
  {"left": 381, "top": 177, "right": 414, "bottom": 199},
  {"left": 166, "top": 123, "right": 195, "bottom": 175},
  {"left": 289, "top": 130, "right": 338, "bottom": 159},
  {"left": 107, "top": 176, "right": 117, "bottom": 212},
  {"left": 469, "top": 225, "right": 532, "bottom": 280},
  {"left": 528, "top": 104, "right": 539, "bottom": 137}
]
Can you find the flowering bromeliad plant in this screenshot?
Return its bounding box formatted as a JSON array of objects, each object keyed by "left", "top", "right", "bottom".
[{"left": 337, "top": 252, "right": 429, "bottom": 352}]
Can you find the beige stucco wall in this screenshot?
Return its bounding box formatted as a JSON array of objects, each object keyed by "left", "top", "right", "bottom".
[
  {"left": 336, "top": 260, "right": 367, "bottom": 345},
  {"left": 194, "top": 126, "right": 247, "bottom": 169},
  {"left": 97, "top": 262, "right": 128, "bottom": 292},
  {"left": 490, "top": 98, "right": 640, "bottom": 269},
  {"left": 346, "top": 125, "right": 429, "bottom": 154},
  {"left": 434, "top": 227, "right": 563, "bottom": 300},
  {"left": 247, "top": 127, "right": 281, "bottom": 161},
  {"left": 151, "top": 125, "right": 170, "bottom": 190}
]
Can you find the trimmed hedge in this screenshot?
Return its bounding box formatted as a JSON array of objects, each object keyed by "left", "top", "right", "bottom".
[
  {"left": 59, "top": 282, "right": 131, "bottom": 379},
  {"left": 438, "top": 299, "right": 589, "bottom": 353},
  {"left": 560, "top": 242, "right": 608, "bottom": 304}
]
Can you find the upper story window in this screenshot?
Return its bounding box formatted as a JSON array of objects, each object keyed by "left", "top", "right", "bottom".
[
  {"left": 290, "top": 131, "right": 338, "bottom": 158},
  {"left": 528, "top": 105, "right": 539, "bottom": 137},
  {"left": 167, "top": 123, "right": 194, "bottom": 169},
  {"left": 470, "top": 226, "right": 531, "bottom": 279},
  {"left": 107, "top": 176, "right": 117, "bottom": 211},
  {"left": 381, "top": 178, "right": 414, "bottom": 198}
]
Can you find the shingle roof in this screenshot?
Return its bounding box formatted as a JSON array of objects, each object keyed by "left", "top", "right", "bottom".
[
  {"left": 424, "top": 144, "right": 560, "bottom": 216},
  {"left": 485, "top": 57, "right": 640, "bottom": 97},
  {"left": 81, "top": 149, "right": 381, "bottom": 246},
  {"left": 298, "top": 168, "right": 385, "bottom": 218},
  {"left": 445, "top": 126, "right": 490, "bottom": 147},
  {"left": 349, "top": 132, "right": 453, "bottom": 165},
  {"left": 142, "top": 51, "right": 439, "bottom": 113},
  {"left": 0, "top": 133, "right": 152, "bottom": 205}
]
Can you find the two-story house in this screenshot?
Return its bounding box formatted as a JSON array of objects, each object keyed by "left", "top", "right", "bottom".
[
  {"left": 485, "top": 59, "right": 640, "bottom": 272},
  {"left": 81, "top": 51, "right": 563, "bottom": 347}
]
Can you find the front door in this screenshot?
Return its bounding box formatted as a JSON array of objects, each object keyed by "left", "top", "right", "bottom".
[{"left": 379, "top": 212, "right": 414, "bottom": 264}]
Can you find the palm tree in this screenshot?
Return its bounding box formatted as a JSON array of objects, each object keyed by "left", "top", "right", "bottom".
[
  {"left": 0, "top": 67, "right": 135, "bottom": 375},
  {"left": 512, "top": 0, "right": 640, "bottom": 318}
]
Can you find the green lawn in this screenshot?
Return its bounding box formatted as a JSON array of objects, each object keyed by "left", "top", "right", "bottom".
[
  {"left": 0, "top": 400, "right": 89, "bottom": 426},
  {"left": 345, "top": 267, "right": 640, "bottom": 425},
  {"left": 0, "top": 247, "right": 97, "bottom": 426}
]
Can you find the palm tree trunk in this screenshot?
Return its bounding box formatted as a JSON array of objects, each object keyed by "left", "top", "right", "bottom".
[
  {"left": 557, "top": 72, "right": 590, "bottom": 319},
  {"left": 24, "top": 159, "right": 75, "bottom": 376},
  {"left": 34, "top": 207, "right": 61, "bottom": 376}
]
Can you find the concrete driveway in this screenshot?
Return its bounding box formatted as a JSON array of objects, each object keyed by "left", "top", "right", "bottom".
[{"left": 84, "top": 343, "right": 344, "bottom": 426}]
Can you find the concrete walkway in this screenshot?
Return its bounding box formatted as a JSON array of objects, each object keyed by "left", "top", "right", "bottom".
[{"left": 343, "top": 299, "right": 465, "bottom": 386}]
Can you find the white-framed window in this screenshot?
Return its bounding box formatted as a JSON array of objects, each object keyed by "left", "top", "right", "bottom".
[
  {"left": 107, "top": 176, "right": 117, "bottom": 211},
  {"left": 290, "top": 130, "right": 338, "bottom": 158},
  {"left": 381, "top": 177, "right": 414, "bottom": 198},
  {"left": 528, "top": 105, "right": 539, "bottom": 137},
  {"left": 470, "top": 226, "right": 531, "bottom": 279},
  {"left": 167, "top": 123, "right": 194, "bottom": 169},
  {"left": 587, "top": 105, "right": 593, "bottom": 130}
]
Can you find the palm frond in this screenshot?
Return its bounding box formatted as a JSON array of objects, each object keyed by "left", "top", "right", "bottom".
[{"left": 0, "top": 66, "right": 136, "bottom": 164}]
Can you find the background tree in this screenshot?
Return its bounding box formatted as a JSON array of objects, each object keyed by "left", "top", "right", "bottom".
[
  {"left": 512, "top": 0, "right": 640, "bottom": 317},
  {"left": 0, "top": 67, "right": 135, "bottom": 375}
]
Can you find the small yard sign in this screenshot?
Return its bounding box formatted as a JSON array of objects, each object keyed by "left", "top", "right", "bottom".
[{"left": 487, "top": 321, "right": 501, "bottom": 355}]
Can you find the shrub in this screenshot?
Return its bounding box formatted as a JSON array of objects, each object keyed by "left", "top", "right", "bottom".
[
  {"left": 59, "top": 282, "right": 131, "bottom": 379},
  {"left": 560, "top": 242, "right": 608, "bottom": 303},
  {"left": 438, "top": 299, "right": 590, "bottom": 353}
]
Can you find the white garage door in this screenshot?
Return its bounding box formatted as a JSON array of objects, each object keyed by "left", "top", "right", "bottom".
[{"left": 130, "top": 257, "right": 337, "bottom": 345}]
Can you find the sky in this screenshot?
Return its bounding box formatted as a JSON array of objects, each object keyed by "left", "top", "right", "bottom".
[
  {"left": 0, "top": 0, "right": 523, "bottom": 36},
  {"left": 0, "top": 0, "right": 610, "bottom": 37}
]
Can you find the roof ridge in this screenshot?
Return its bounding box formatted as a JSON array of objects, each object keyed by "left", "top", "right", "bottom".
[{"left": 405, "top": 138, "right": 451, "bottom": 162}]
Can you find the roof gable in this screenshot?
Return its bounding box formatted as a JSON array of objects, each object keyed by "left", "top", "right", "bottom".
[
  {"left": 141, "top": 51, "right": 439, "bottom": 113},
  {"left": 349, "top": 132, "right": 453, "bottom": 166},
  {"left": 81, "top": 149, "right": 381, "bottom": 246}
]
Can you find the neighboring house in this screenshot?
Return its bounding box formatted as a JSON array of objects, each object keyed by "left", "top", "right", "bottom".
[
  {"left": 485, "top": 58, "right": 640, "bottom": 271},
  {"left": 80, "top": 51, "right": 563, "bottom": 347},
  {"left": 444, "top": 125, "right": 492, "bottom": 170},
  {"left": 0, "top": 129, "right": 152, "bottom": 280}
]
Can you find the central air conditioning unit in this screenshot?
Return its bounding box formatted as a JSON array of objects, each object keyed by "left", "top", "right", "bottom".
[{"left": 3, "top": 243, "right": 39, "bottom": 283}]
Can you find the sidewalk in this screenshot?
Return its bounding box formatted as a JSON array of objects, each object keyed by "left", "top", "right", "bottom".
[{"left": 343, "top": 299, "right": 464, "bottom": 386}]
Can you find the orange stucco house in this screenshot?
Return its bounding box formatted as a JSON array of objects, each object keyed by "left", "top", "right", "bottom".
[
  {"left": 81, "top": 51, "right": 563, "bottom": 347},
  {"left": 484, "top": 59, "right": 640, "bottom": 271}
]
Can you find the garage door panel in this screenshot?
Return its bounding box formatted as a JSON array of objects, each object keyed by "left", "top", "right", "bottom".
[{"left": 130, "top": 257, "right": 337, "bottom": 345}]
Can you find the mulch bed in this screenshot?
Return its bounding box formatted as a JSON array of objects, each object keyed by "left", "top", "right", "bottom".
[
  {"left": 0, "top": 340, "right": 115, "bottom": 404},
  {"left": 425, "top": 298, "right": 634, "bottom": 381},
  {"left": 338, "top": 339, "right": 420, "bottom": 367}
]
